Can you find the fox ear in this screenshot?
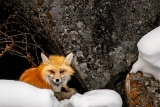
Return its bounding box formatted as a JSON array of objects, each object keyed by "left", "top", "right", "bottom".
[
  {"left": 64, "top": 53, "right": 74, "bottom": 65},
  {"left": 41, "top": 53, "right": 51, "bottom": 65}
]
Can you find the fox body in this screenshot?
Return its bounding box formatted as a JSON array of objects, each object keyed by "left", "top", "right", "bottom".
[{"left": 19, "top": 53, "right": 76, "bottom": 100}]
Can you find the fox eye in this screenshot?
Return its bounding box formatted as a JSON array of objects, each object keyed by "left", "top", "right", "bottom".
[
  {"left": 60, "top": 70, "right": 64, "bottom": 73},
  {"left": 49, "top": 70, "right": 55, "bottom": 74}
]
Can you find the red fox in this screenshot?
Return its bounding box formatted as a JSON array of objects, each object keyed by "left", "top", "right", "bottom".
[{"left": 19, "top": 52, "right": 76, "bottom": 100}]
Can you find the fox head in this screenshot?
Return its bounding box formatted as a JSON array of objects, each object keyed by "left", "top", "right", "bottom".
[{"left": 40, "top": 53, "right": 75, "bottom": 87}]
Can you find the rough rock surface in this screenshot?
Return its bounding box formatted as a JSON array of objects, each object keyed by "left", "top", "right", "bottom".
[
  {"left": 126, "top": 72, "right": 160, "bottom": 107},
  {"left": 49, "top": 0, "right": 160, "bottom": 90},
  {"left": 125, "top": 72, "right": 152, "bottom": 107},
  {"left": 144, "top": 76, "right": 160, "bottom": 107}
]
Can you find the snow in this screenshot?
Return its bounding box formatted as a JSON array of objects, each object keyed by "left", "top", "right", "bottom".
[
  {"left": 60, "top": 89, "right": 123, "bottom": 107},
  {"left": 58, "top": 99, "right": 73, "bottom": 107},
  {"left": 0, "top": 80, "right": 122, "bottom": 107},
  {"left": 131, "top": 26, "right": 160, "bottom": 80},
  {"left": 0, "top": 80, "right": 59, "bottom": 107}
]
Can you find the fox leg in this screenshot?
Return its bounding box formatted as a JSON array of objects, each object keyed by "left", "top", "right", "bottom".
[
  {"left": 63, "top": 85, "right": 77, "bottom": 94},
  {"left": 54, "top": 86, "right": 77, "bottom": 100}
]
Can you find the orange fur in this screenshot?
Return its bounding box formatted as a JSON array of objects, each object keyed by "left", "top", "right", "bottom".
[{"left": 19, "top": 64, "right": 51, "bottom": 89}]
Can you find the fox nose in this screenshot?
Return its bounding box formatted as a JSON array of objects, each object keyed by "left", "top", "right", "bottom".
[{"left": 56, "top": 79, "right": 60, "bottom": 82}]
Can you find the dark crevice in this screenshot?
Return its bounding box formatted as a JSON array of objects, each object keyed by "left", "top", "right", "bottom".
[{"left": 0, "top": 52, "right": 31, "bottom": 80}]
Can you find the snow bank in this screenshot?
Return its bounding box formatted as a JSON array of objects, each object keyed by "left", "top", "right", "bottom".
[
  {"left": 0, "top": 80, "right": 59, "bottom": 107},
  {"left": 0, "top": 80, "right": 122, "bottom": 107},
  {"left": 60, "top": 89, "right": 123, "bottom": 107},
  {"left": 131, "top": 26, "right": 160, "bottom": 80}
]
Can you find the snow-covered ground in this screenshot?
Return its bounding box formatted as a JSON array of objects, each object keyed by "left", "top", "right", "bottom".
[
  {"left": 0, "top": 80, "right": 123, "bottom": 107},
  {"left": 66, "top": 89, "right": 123, "bottom": 107}
]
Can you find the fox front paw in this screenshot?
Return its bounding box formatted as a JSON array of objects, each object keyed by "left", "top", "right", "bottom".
[{"left": 54, "top": 90, "right": 77, "bottom": 101}]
